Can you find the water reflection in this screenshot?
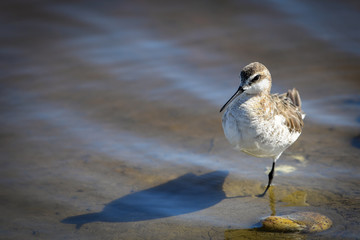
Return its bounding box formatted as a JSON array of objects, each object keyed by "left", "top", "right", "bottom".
[
  {"left": 268, "top": 187, "right": 276, "bottom": 216},
  {"left": 302, "top": 95, "right": 360, "bottom": 128},
  {"left": 225, "top": 228, "right": 306, "bottom": 240},
  {"left": 224, "top": 189, "right": 313, "bottom": 240},
  {"left": 267, "top": 0, "right": 360, "bottom": 56},
  {"left": 62, "top": 171, "right": 228, "bottom": 228},
  {"left": 352, "top": 135, "right": 360, "bottom": 149}
]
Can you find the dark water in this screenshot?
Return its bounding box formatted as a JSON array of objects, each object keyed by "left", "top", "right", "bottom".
[{"left": 1, "top": 0, "right": 360, "bottom": 239}]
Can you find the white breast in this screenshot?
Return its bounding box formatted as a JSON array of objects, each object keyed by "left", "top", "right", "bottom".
[{"left": 222, "top": 94, "right": 301, "bottom": 159}]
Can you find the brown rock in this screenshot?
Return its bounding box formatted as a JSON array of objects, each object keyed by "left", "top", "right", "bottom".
[{"left": 262, "top": 212, "right": 332, "bottom": 233}]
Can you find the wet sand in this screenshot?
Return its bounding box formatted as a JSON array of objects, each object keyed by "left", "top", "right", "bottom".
[{"left": 1, "top": 0, "right": 360, "bottom": 239}]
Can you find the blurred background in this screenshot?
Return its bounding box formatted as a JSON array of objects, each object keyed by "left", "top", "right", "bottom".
[{"left": 1, "top": 0, "right": 360, "bottom": 239}]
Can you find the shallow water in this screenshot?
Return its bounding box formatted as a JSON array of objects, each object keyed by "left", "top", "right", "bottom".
[{"left": 1, "top": 0, "right": 360, "bottom": 239}]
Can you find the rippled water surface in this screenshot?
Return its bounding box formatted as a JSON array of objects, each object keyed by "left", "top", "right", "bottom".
[{"left": 1, "top": 1, "right": 360, "bottom": 239}]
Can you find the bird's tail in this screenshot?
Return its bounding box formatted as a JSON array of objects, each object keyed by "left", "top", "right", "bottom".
[
  {"left": 286, "top": 88, "right": 305, "bottom": 119},
  {"left": 286, "top": 88, "right": 301, "bottom": 109}
]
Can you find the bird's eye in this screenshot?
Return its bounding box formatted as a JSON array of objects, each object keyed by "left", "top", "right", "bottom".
[{"left": 252, "top": 75, "right": 260, "bottom": 81}]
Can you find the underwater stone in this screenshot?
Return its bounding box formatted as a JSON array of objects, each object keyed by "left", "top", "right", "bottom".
[{"left": 261, "top": 212, "right": 332, "bottom": 233}]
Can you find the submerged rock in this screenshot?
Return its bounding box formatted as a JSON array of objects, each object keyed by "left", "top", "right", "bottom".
[{"left": 261, "top": 212, "right": 332, "bottom": 233}]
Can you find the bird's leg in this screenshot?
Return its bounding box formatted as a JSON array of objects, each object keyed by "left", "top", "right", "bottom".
[{"left": 257, "top": 161, "right": 276, "bottom": 197}]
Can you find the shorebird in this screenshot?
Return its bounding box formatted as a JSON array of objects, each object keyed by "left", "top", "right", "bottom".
[{"left": 220, "top": 62, "right": 304, "bottom": 197}]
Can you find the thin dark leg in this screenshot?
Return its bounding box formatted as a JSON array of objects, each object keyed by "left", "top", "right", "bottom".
[{"left": 257, "top": 161, "right": 275, "bottom": 197}]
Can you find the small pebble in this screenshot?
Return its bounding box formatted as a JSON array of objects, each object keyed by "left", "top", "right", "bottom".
[{"left": 262, "top": 211, "right": 332, "bottom": 233}]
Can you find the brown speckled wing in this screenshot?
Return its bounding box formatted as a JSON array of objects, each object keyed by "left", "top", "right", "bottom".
[{"left": 272, "top": 88, "right": 304, "bottom": 133}]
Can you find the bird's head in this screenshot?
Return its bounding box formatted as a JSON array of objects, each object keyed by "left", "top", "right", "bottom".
[{"left": 220, "top": 62, "right": 272, "bottom": 112}]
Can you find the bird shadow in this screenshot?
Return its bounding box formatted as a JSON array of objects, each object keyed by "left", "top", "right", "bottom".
[{"left": 62, "top": 170, "right": 229, "bottom": 229}]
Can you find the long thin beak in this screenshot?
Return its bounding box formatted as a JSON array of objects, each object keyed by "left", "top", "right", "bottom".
[{"left": 220, "top": 86, "right": 243, "bottom": 113}]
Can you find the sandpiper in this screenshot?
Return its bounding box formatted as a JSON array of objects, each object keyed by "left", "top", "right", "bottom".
[{"left": 220, "top": 62, "right": 305, "bottom": 197}]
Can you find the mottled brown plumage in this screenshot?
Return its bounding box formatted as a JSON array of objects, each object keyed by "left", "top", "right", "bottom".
[
  {"left": 221, "top": 62, "right": 305, "bottom": 197},
  {"left": 273, "top": 88, "right": 304, "bottom": 133}
]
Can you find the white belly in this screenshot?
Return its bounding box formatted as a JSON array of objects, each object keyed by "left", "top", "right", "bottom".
[{"left": 222, "top": 98, "right": 300, "bottom": 159}]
